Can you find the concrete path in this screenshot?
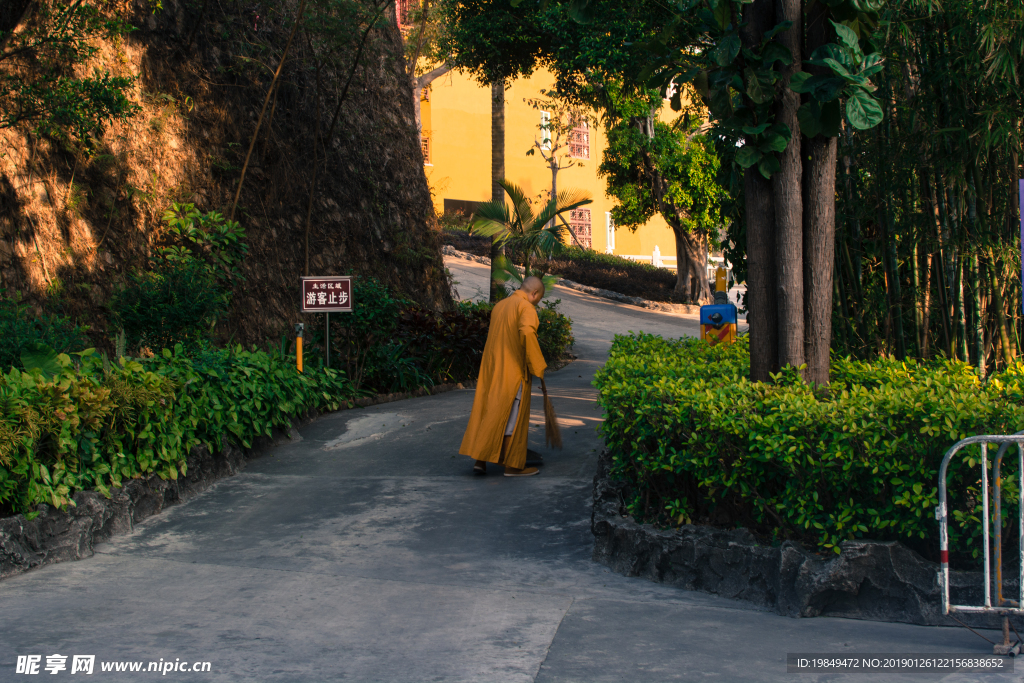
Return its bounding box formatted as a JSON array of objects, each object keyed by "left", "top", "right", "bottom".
[{"left": 0, "top": 257, "right": 1013, "bottom": 683}]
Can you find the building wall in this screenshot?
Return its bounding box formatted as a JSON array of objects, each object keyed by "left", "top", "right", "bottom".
[{"left": 422, "top": 67, "right": 678, "bottom": 264}]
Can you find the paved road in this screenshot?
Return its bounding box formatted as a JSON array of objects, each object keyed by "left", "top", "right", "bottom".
[{"left": 0, "top": 257, "right": 1013, "bottom": 683}]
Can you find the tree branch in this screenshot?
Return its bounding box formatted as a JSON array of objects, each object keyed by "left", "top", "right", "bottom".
[{"left": 416, "top": 61, "right": 451, "bottom": 89}]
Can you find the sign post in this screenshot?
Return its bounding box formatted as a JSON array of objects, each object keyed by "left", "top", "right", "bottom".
[{"left": 301, "top": 276, "right": 353, "bottom": 369}]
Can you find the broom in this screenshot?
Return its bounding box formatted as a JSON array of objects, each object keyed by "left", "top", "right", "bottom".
[{"left": 540, "top": 377, "right": 562, "bottom": 449}]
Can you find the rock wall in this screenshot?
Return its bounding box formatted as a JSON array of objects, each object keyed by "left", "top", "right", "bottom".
[
  {"left": 591, "top": 452, "right": 1012, "bottom": 629},
  {"left": 0, "top": 417, "right": 309, "bottom": 580},
  {"left": 0, "top": 0, "right": 451, "bottom": 347}
]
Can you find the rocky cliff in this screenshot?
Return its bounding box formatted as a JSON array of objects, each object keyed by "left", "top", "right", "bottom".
[{"left": 0, "top": 0, "right": 451, "bottom": 346}]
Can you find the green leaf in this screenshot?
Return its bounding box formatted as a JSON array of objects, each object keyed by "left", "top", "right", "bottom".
[
  {"left": 809, "top": 44, "right": 853, "bottom": 69},
  {"left": 807, "top": 75, "right": 845, "bottom": 102},
  {"left": 21, "top": 343, "right": 62, "bottom": 379},
  {"left": 823, "top": 58, "right": 851, "bottom": 78},
  {"left": 744, "top": 67, "right": 773, "bottom": 105},
  {"left": 798, "top": 101, "right": 823, "bottom": 137},
  {"left": 757, "top": 153, "right": 780, "bottom": 178},
  {"left": 761, "top": 20, "right": 793, "bottom": 45},
  {"left": 789, "top": 71, "right": 813, "bottom": 94},
  {"left": 759, "top": 130, "right": 790, "bottom": 153},
  {"left": 735, "top": 145, "right": 763, "bottom": 169},
  {"left": 711, "top": 34, "right": 741, "bottom": 67},
  {"left": 846, "top": 89, "right": 883, "bottom": 130},
  {"left": 708, "top": 84, "right": 734, "bottom": 118},
  {"left": 741, "top": 122, "right": 771, "bottom": 136},
  {"left": 761, "top": 42, "right": 792, "bottom": 66},
  {"left": 860, "top": 53, "right": 884, "bottom": 74},
  {"left": 830, "top": 19, "right": 862, "bottom": 56},
  {"left": 713, "top": 0, "right": 731, "bottom": 30}
]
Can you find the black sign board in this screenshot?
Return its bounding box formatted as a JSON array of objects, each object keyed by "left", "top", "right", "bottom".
[{"left": 301, "top": 276, "right": 353, "bottom": 313}]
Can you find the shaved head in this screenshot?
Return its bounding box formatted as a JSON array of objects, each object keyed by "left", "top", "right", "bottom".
[
  {"left": 521, "top": 276, "right": 545, "bottom": 305},
  {"left": 521, "top": 276, "right": 544, "bottom": 294}
]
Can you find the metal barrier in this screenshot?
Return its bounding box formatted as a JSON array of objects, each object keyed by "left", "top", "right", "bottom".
[{"left": 937, "top": 434, "right": 1024, "bottom": 654}]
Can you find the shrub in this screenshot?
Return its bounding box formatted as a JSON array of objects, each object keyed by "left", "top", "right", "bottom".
[
  {"left": 0, "top": 292, "right": 88, "bottom": 371},
  {"left": 109, "top": 261, "right": 225, "bottom": 353},
  {"left": 109, "top": 203, "right": 248, "bottom": 353},
  {"left": 537, "top": 247, "right": 683, "bottom": 303},
  {"left": 537, "top": 299, "right": 574, "bottom": 363},
  {"left": 325, "top": 277, "right": 403, "bottom": 389},
  {"left": 396, "top": 300, "right": 491, "bottom": 385},
  {"left": 0, "top": 345, "right": 355, "bottom": 516},
  {"left": 594, "top": 334, "right": 1024, "bottom": 564}
]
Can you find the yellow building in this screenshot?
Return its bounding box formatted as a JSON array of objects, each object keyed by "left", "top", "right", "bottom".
[{"left": 421, "top": 67, "right": 678, "bottom": 265}]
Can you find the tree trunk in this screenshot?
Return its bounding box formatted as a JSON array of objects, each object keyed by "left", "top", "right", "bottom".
[
  {"left": 801, "top": 134, "right": 836, "bottom": 386},
  {"left": 489, "top": 80, "right": 505, "bottom": 303},
  {"left": 413, "top": 63, "right": 451, "bottom": 136},
  {"left": 742, "top": 0, "right": 779, "bottom": 381},
  {"left": 800, "top": 0, "right": 837, "bottom": 384},
  {"left": 772, "top": 0, "right": 805, "bottom": 373},
  {"left": 746, "top": 169, "right": 778, "bottom": 381}
]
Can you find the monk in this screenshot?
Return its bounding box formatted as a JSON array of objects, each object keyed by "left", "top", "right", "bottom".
[{"left": 460, "top": 276, "right": 548, "bottom": 477}]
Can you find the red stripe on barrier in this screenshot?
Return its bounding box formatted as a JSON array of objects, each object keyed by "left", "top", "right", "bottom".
[{"left": 940, "top": 550, "right": 948, "bottom": 563}]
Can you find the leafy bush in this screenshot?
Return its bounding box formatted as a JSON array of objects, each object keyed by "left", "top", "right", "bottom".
[
  {"left": 396, "top": 300, "right": 492, "bottom": 385},
  {"left": 536, "top": 247, "right": 684, "bottom": 303},
  {"left": 0, "top": 293, "right": 89, "bottom": 371},
  {"left": 537, "top": 299, "right": 575, "bottom": 364},
  {"left": 337, "top": 282, "right": 574, "bottom": 392},
  {"left": 0, "top": 345, "right": 355, "bottom": 516},
  {"left": 325, "top": 278, "right": 403, "bottom": 389},
  {"left": 109, "top": 203, "right": 248, "bottom": 353},
  {"left": 108, "top": 262, "right": 225, "bottom": 353},
  {"left": 595, "top": 334, "right": 1024, "bottom": 564}
]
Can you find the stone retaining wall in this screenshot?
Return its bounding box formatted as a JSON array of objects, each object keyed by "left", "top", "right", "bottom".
[
  {"left": 591, "top": 452, "right": 1011, "bottom": 629},
  {"left": 0, "top": 382, "right": 473, "bottom": 582}
]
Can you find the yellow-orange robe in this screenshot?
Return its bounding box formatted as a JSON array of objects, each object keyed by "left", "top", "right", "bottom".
[{"left": 459, "top": 289, "right": 547, "bottom": 469}]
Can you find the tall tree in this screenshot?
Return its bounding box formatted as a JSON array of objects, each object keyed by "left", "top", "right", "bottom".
[
  {"left": 489, "top": 79, "right": 506, "bottom": 302},
  {"left": 644, "top": 0, "right": 885, "bottom": 384},
  {"left": 599, "top": 86, "right": 724, "bottom": 302}
]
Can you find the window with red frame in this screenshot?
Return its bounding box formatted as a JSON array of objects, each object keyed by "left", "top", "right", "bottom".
[
  {"left": 569, "top": 208, "right": 592, "bottom": 249},
  {"left": 568, "top": 119, "right": 590, "bottom": 159}
]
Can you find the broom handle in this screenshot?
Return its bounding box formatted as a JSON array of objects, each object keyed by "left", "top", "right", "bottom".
[{"left": 540, "top": 377, "right": 548, "bottom": 397}]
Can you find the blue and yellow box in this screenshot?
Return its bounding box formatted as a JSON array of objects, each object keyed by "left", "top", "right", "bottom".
[{"left": 700, "top": 303, "right": 737, "bottom": 346}]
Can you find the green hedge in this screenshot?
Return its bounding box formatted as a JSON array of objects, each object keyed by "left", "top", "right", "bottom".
[
  {"left": 0, "top": 346, "right": 355, "bottom": 516},
  {"left": 595, "top": 334, "right": 1024, "bottom": 561}
]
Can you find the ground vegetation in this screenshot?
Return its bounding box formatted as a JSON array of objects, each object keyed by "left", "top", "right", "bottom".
[{"left": 596, "top": 333, "right": 1024, "bottom": 566}]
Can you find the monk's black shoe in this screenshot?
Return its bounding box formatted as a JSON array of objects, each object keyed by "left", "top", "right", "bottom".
[{"left": 525, "top": 448, "right": 544, "bottom": 467}]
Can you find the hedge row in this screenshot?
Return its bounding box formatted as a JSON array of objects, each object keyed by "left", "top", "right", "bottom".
[
  {"left": 0, "top": 346, "right": 355, "bottom": 516},
  {"left": 0, "top": 301, "right": 575, "bottom": 518},
  {"left": 594, "top": 334, "right": 1024, "bottom": 563}
]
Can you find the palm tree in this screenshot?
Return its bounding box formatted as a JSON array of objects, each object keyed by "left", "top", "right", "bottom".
[
  {"left": 489, "top": 80, "right": 505, "bottom": 303},
  {"left": 471, "top": 179, "right": 592, "bottom": 293}
]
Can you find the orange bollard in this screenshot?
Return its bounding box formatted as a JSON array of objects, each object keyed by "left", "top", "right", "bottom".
[{"left": 295, "top": 323, "right": 304, "bottom": 373}]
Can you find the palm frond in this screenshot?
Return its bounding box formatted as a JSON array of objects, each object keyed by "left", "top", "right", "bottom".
[
  {"left": 499, "top": 179, "right": 536, "bottom": 230},
  {"left": 531, "top": 190, "right": 592, "bottom": 232},
  {"left": 470, "top": 200, "right": 514, "bottom": 241}
]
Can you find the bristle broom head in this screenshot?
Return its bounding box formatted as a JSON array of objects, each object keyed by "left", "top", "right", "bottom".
[{"left": 544, "top": 395, "right": 562, "bottom": 449}]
